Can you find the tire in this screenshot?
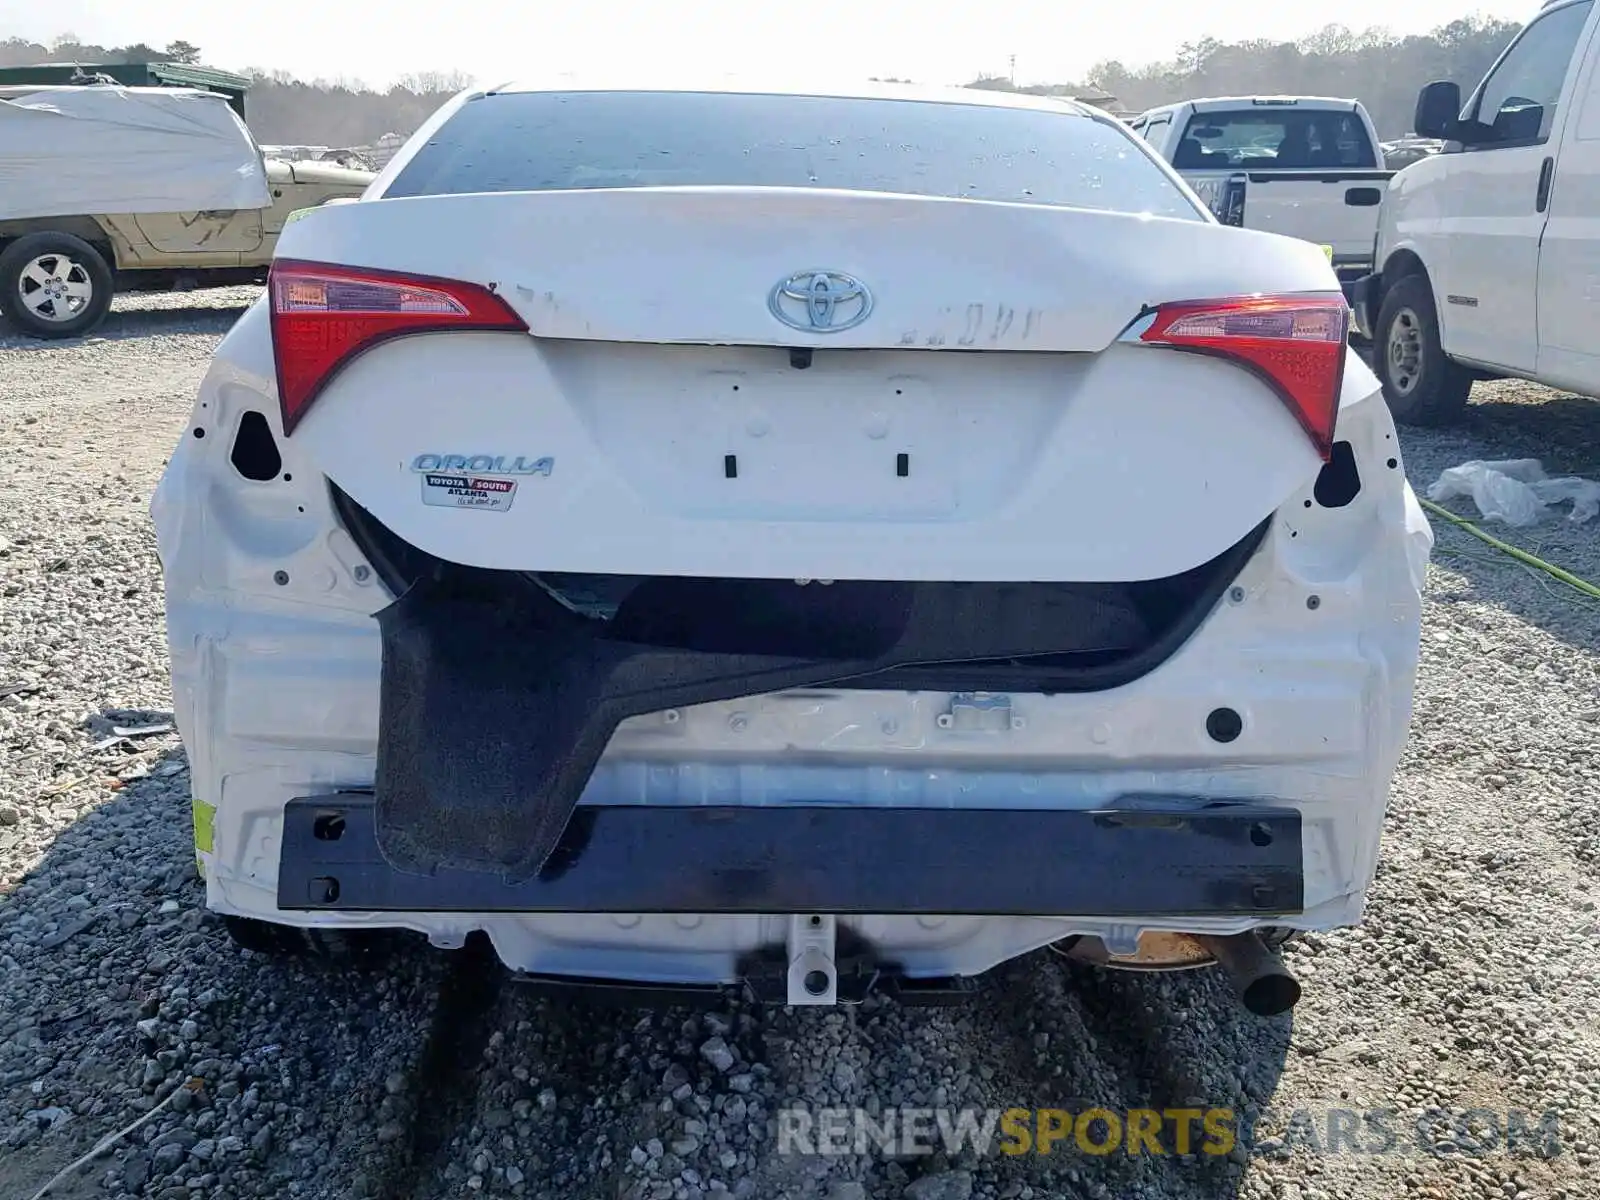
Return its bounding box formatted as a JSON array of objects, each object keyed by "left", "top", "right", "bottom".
[
  {"left": 1373, "top": 272, "right": 1473, "bottom": 426},
  {"left": 223, "top": 915, "right": 404, "bottom": 965},
  {"left": 0, "top": 231, "right": 115, "bottom": 339}
]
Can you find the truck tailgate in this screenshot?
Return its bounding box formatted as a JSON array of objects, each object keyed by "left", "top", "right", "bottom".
[{"left": 1183, "top": 169, "right": 1392, "bottom": 262}]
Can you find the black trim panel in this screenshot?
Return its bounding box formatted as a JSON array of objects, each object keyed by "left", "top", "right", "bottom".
[
  {"left": 325, "top": 485, "right": 1273, "bottom": 880},
  {"left": 276, "top": 793, "right": 1305, "bottom": 917},
  {"left": 328, "top": 483, "right": 1271, "bottom": 700},
  {"left": 1244, "top": 170, "right": 1394, "bottom": 183},
  {"left": 1347, "top": 273, "right": 1379, "bottom": 338}
]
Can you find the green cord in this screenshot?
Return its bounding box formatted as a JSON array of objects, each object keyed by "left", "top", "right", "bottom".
[{"left": 1420, "top": 496, "right": 1600, "bottom": 601}]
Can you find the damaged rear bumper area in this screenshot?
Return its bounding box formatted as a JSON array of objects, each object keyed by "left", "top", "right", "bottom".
[
  {"left": 280, "top": 792, "right": 1304, "bottom": 916},
  {"left": 367, "top": 517, "right": 1266, "bottom": 882},
  {"left": 279, "top": 792, "right": 1304, "bottom": 1008}
]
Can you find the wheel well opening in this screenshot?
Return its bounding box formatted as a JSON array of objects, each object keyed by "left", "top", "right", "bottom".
[
  {"left": 0, "top": 219, "right": 114, "bottom": 264},
  {"left": 1378, "top": 250, "right": 1428, "bottom": 309}
]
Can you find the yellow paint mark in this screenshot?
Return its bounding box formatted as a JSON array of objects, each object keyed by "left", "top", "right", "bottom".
[
  {"left": 192, "top": 799, "right": 216, "bottom": 855},
  {"left": 1321, "top": 244, "right": 1335, "bottom": 262}
]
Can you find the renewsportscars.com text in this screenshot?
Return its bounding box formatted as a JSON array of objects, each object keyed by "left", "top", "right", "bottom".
[{"left": 776, "top": 1106, "right": 1563, "bottom": 1160}]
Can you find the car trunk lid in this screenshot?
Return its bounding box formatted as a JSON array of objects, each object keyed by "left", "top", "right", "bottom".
[
  {"left": 271, "top": 186, "right": 1349, "bottom": 585},
  {"left": 276, "top": 184, "right": 1335, "bottom": 350}
]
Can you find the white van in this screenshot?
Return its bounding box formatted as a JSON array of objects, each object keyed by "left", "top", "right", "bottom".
[{"left": 1351, "top": 0, "right": 1600, "bottom": 424}]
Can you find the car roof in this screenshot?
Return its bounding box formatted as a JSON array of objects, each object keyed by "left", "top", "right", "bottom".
[{"left": 475, "top": 77, "right": 1099, "bottom": 118}]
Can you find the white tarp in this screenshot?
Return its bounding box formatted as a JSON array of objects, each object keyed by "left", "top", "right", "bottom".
[
  {"left": 0, "top": 86, "right": 270, "bottom": 220},
  {"left": 1428, "top": 458, "right": 1600, "bottom": 526}
]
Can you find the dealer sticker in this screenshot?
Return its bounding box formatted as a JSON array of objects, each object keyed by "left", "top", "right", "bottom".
[{"left": 420, "top": 473, "right": 518, "bottom": 512}]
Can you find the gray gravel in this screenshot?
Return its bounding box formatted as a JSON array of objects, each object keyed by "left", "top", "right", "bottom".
[{"left": 3, "top": 290, "right": 1599, "bottom": 1200}]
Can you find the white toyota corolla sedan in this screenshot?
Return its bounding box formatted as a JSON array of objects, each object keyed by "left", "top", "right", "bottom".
[{"left": 150, "top": 81, "right": 1432, "bottom": 1016}]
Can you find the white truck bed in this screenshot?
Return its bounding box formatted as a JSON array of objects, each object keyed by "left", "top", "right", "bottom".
[{"left": 1130, "top": 96, "right": 1394, "bottom": 289}]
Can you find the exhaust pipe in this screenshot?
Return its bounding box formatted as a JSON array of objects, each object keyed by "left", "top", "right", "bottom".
[{"left": 1197, "top": 932, "right": 1301, "bottom": 1017}]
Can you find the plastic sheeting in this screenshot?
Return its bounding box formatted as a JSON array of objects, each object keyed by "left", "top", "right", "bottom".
[
  {"left": 1428, "top": 459, "right": 1600, "bottom": 527},
  {"left": 0, "top": 86, "right": 269, "bottom": 220}
]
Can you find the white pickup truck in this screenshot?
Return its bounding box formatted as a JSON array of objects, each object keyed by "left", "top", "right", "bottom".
[
  {"left": 1130, "top": 96, "right": 1394, "bottom": 298},
  {"left": 1351, "top": 0, "right": 1600, "bottom": 425}
]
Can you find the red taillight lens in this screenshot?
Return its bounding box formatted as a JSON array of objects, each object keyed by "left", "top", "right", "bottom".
[
  {"left": 1139, "top": 294, "right": 1348, "bottom": 460},
  {"left": 268, "top": 259, "right": 527, "bottom": 435}
]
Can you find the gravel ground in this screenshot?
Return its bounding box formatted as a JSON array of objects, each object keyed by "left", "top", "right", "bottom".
[{"left": 2, "top": 290, "right": 1599, "bottom": 1200}]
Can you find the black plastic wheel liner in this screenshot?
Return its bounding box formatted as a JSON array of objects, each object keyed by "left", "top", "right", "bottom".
[{"left": 336, "top": 486, "right": 1273, "bottom": 883}]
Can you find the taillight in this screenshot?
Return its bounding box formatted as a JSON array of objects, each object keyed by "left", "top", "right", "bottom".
[
  {"left": 1137, "top": 294, "right": 1348, "bottom": 460},
  {"left": 268, "top": 259, "right": 527, "bottom": 435}
]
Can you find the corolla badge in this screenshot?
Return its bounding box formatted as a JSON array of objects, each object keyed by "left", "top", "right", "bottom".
[
  {"left": 410, "top": 454, "right": 552, "bottom": 476},
  {"left": 768, "top": 270, "right": 873, "bottom": 333}
]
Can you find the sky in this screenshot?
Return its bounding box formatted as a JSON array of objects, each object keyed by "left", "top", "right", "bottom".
[{"left": 0, "top": 0, "right": 1538, "bottom": 90}]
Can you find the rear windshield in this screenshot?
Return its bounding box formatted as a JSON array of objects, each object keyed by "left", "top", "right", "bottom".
[
  {"left": 383, "top": 90, "right": 1204, "bottom": 220},
  {"left": 1173, "top": 107, "right": 1378, "bottom": 170}
]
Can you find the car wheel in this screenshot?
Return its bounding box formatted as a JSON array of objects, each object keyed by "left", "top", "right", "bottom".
[
  {"left": 0, "top": 232, "right": 115, "bottom": 339},
  {"left": 1374, "top": 273, "right": 1473, "bottom": 426},
  {"left": 222, "top": 914, "right": 404, "bottom": 964}
]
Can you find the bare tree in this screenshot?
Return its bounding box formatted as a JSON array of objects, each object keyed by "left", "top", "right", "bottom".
[
  {"left": 9, "top": 19, "right": 1528, "bottom": 146},
  {"left": 112, "top": 43, "right": 172, "bottom": 64},
  {"left": 394, "top": 70, "right": 475, "bottom": 95},
  {"left": 980, "top": 17, "right": 1521, "bottom": 135}
]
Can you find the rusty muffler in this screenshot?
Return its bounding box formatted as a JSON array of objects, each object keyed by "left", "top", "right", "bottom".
[{"left": 1196, "top": 932, "right": 1302, "bottom": 1017}]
